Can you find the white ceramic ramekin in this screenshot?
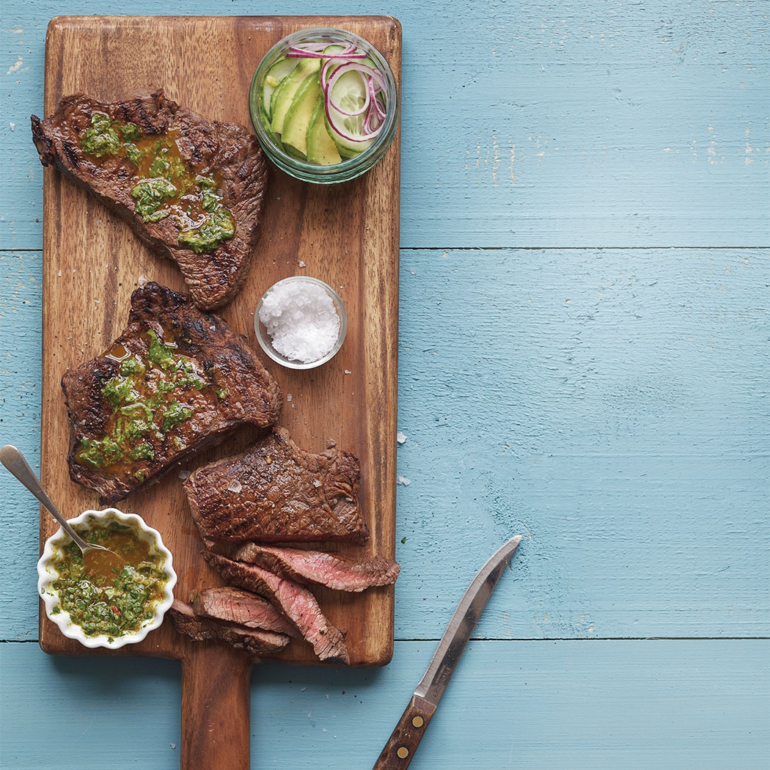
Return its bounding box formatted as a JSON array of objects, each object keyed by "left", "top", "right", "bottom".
[{"left": 37, "top": 507, "right": 176, "bottom": 650}]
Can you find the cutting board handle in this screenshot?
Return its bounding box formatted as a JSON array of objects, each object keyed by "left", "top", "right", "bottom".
[{"left": 181, "top": 644, "right": 253, "bottom": 770}]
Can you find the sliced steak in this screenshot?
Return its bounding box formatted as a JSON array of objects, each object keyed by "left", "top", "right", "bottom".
[
  {"left": 31, "top": 91, "right": 268, "bottom": 309},
  {"left": 204, "top": 552, "right": 350, "bottom": 664},
  {"left": 234, "top": 543, "right": 400, "bottom": 593},
  {"left": 169, "top": 600, "right": 290, "bottom": 655},
  {"left": 184, "top": 427, "right": 367, "bottom": 545},
  {"left": 193, "top": 587, "right": 299, "bottom": 638},
  {"left": 62, "top": 282, "right": 281, "bottom": 504}
]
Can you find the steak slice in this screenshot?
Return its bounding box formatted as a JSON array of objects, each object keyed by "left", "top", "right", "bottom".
[
  {"left": 184, "top": 427, "right": 367, "bottom": 545},
  {"left": 31, "top": 91, "right": 268, "bottom": 309},
  {"left": 62, "top": 282, "right": 281, "bottom": 504},
  {"left": 204, "top": 552, "right": 350, "bottom": 664},
  {"left": 193, "top": 587, "right": 300, "bottom": 638},
  {"left": 234, "top": 544, "right": 400, "bottom": 593},
  {"left": 169, "top": 600, "right": 290, "bottom": 655}
]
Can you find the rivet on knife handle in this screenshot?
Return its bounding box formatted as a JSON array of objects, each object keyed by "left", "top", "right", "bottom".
[{"left": 372, "top": 694, "right": 436, "bottom": 769}]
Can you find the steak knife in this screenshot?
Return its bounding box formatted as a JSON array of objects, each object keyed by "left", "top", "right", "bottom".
[{"left": 372, "top": 535, "right": 523, "bottom": 769}]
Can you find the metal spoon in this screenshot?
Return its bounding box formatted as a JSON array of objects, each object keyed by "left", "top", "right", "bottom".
[{"left": 0, "top": 444, "right": 114, "bottom": 558}]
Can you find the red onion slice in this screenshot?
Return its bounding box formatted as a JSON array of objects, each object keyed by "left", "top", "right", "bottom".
[
  {"left": 368, "top": 77, "right": 387, "bottom": 119},
  {"left": 333, "top": 62, "right": 388, "bottom": 93},
  {"left": 326, "top": 66, "right": 371, "bottom": 117},
  {"left": 321, "top": 59, "right": 346, "bottom": 90},
  {"left": 287, "top": 43, "right": 368, "bottom": 60},
  {"left": 325, "top": 94, "right": 383, "bottom": 143}
]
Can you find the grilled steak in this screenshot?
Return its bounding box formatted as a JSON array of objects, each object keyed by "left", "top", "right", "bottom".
[
  {"left": 233, "top": 543, "right": 400, "bottom": 593},
  {"left": 204, "top": 552, "right": 350, "bottom": 664},
  {"left": 169, "top": 600, "right": 289, "bottom": 655},
  {"left": 193, "top": 587, "right": 299, "bottom": 638},
  {"left": 184, "top": 427, "right": 367, "bottom": 545},
  {"left": 62, "top": 282, "right": 281, "bottom": 504},
  {"left": 31, "top": 91, "right": 268, "bottom": 309}
]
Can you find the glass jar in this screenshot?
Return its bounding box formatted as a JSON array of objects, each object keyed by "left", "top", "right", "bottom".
[
  {"left": 249, "top": 27, "right": 399, "bottom": 184},
  {"left": 255, "top": 277, "right": 348, "bottom": 370}
]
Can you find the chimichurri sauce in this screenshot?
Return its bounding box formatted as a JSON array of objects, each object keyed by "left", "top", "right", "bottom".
[
  {"left": 78, "top": 112, "right": 235, "bottom": 253},
  {"left": 75, "top": 329, "right": 227, "bottom": 477},
  {"left": 51, "top": 522, "right": 168, "bottom": 641}
]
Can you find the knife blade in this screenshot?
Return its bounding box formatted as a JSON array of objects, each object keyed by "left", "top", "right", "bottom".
[{"left": 372, "top": 535, "right": 523, "bottom": 769}]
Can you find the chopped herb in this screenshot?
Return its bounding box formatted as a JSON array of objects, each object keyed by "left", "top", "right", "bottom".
[
  {"left": 119, "top": 122, "right": 141, "bottom": 141},
  {"left": 201, "top": 187, "right": 220, "bottom": 212},
  {"left": 162, "top": 401, "right": 193, "bottom": 432},
  {"left": 197, "top": 176, "right": 220, "bottom": 212},
  {"left": 129, "top": 442, "right": 154, "bottom": 461},
  {"left": 196, "top": 175, "right": 217, "bottom": 189},
  {"left": 130, "top": 177, "right": 176, "bottom": 223},
  {"left": 81, "top": 113, "right": 120, "bottom": 158},
  {"left": 149, "top": 155, "right": 170, "bottom": 178},
  {"left": 146, "top": 330, "right": 176, "bottom": 370},
  {"left": 178, "top": 208, "right": 235, "bottom": 254},
  {"left": 401, "top": 537, "right": 407, "bottom": 544},
  {"left": 102, "top": 375, "right": 138, "bottom": 407},
  {"left": 215, "top": 388, "right": 228, "bottom": 400},
  {"left": 119, "top": 356, "right": 145, "bottom": 376},
  {"left": 79, "top": 436, "right": 123, "bottom": 468},
  {"left": 124, "top": 142, "right": 143, "bottom": 166}
]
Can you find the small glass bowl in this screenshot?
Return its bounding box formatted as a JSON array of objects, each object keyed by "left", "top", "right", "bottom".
[
  {"left": 250, "top": 27, "right": 399, "bottom": 184},
  {"left": 255, "top": 276, "right": 347, "bottom": 370},
  {"left": 37, "top": 508, "right": 177, "bottom": 650}
]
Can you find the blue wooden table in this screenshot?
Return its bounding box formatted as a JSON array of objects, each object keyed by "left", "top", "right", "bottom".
[{"left": 1, "top": 2, "right": 768, "bottom": 768}]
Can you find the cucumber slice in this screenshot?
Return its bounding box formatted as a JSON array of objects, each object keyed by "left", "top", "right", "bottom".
[
  {"left": 283, "top": 143, "right": 307, "bottom": 161},
  {"left": 261, "top": 57, "right": 299, "bottom": 120},
  {"left": 322, "top": 44, "right": 346, "bottom": 60},
  {"left": 320, "top": 45, "right": 346, "bottom": 86},
  {"left": 335, "top": 143, "right": 361, "bottom": 160},
  {"left": 258, "top": 108, "right": 284, "bottom": 149},
  {"left": 307, "top": 98, "right": 342, "bottom": 165},
  {"left": 270, "top": 57, "right": 321, "bottom": 136},
  {"left": 325, "top": 69, "right": 375, "bottom": 154},
  {"left": 282, "top": 74, "right": 322, "bottom": 158}
]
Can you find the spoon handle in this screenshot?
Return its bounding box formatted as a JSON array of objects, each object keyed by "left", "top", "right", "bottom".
[{"left": 0, "top": 444, "right": 91, "bottom": 551}]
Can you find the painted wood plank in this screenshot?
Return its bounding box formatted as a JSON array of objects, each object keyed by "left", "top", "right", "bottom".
[
  {"left": 1, "top": 639, "right": 768, "bottom": 769},
  {"left": 2, "top": 1, "right": 768, "bottom": 250},
  {"left": 0, "top": 250, "right": 41, "bottom": 641},
  {"left": 394, "top": 246, "right": 770, "bottom": 640},
  {"left": 2, "top": 248, "right": 767, "bottom": 642}
]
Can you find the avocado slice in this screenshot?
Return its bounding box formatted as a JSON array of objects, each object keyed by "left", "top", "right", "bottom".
[
  {"left": 270, "top": 57, "right": 321, "bottom": 136},
  {"left": 307, "top": 98, "right": 342, "bottom": 166},
  {"left": 282, "top": 75, "right": 322, "bottom": 159}
]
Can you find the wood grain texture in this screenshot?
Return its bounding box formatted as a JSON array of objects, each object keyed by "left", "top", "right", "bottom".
[
  {"left": 38, "top": 15, "right": 401, "bottom": 668},
  {"left": 180, "top": 644, "right": 252, "bottom": 770},
  {"left": 1, "top": 640, "right": 769, "bottom": 769},
  {"left": 1, "top": 0, "right": 768, "bottom": 249}
]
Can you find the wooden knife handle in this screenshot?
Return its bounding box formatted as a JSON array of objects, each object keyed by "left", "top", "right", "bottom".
[
  {"left": 372, "top": 694, "right": 437, "bottom": 769},
  {"left": 181, "top": 644, "right": 253, "bottom": 770}
]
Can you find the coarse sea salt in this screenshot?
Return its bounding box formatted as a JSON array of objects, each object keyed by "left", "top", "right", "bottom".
[{"left": 259, "top": 280, "right": 340, "bottom": 364}]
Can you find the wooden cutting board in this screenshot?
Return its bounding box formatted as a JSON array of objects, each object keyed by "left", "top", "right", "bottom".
[{"left": 38, "top": 15, "right": 400, "bottom": 769}]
